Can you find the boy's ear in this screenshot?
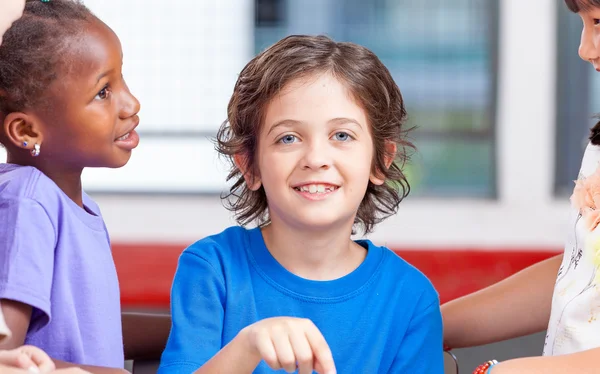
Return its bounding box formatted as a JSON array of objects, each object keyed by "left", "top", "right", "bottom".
[
  {"left": 3, "top": 112, "right": 44, "bottom": 153},
  {"left": 369, "top": 141, "right": 397, "bottom": 185},
  {"left": 234, "top": 153, "right": 262, "bottom": 191}
]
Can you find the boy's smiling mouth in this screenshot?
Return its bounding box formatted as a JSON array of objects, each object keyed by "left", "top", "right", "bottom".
[{"left": 292, "top": 183, "right": 340, "bottom": 198}]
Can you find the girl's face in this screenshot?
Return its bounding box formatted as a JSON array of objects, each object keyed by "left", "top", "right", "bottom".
[
  {"left": 578, "top": 6, "right": 600, "bottom": 69},
  {"left": 31, "top": 18, "right": 141, "bottom": 170}
]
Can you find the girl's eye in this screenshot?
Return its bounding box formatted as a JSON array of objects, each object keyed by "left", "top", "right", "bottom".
[
  {"left": 279, "top": 134, "right": 297, "bottom": 144},
  {"left": 594, "top": 18, "right": 600, "bottom": 25},
  {"left": 95, "top": 86, "right": 111, "bottom": 100},
  {"left": 332, "top": 131, "right": 352, "bottom": 141}
]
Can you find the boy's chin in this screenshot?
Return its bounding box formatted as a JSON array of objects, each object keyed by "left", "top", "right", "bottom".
[{"left": 293, "top": 214, "right": 352, "bottom": 231}]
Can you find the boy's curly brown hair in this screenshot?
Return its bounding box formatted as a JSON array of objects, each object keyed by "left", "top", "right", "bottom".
[
  {"left": 564, "top": 0, "right": 600, "bottom": 12},
  {"left": 216, "top": 35, "right": 414, "bottom": 234}
]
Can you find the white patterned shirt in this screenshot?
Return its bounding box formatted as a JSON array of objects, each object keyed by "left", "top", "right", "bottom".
[{"left": 544, "top": 142, "right": 600, "bottom": 355}]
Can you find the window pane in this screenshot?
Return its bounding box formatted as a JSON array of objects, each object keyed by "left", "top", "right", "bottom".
[
  {"left": 255, "top": 0, "right": 497, "bottom": 197},
  {"left": 408, "top": 137, "right": 494, "bottom": 197}
]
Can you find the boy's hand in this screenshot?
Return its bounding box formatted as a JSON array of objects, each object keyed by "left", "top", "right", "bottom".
[
  {"left": 243, "top": 317, "right": 336, "bottom": 374},
  {"left": 0, "top": 345, "right": 55, "bottom": 373}
]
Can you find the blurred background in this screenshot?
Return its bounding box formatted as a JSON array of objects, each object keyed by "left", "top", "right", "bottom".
[{"left": 1, "top": 0, "right": 596, "bottom": 370}]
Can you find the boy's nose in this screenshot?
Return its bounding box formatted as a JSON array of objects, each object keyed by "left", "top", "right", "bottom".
[{"left": 301, "top": 142, "right": 331, "bottom": 171}]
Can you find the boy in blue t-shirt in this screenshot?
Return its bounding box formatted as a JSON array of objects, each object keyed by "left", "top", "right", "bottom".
[{"left": 159, "top": 35, "right": 443, "bottom": 374}]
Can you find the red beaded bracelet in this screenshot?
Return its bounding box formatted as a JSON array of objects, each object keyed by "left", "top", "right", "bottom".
[{"left": 473, "top": 359, "right": 498, "bottom": 374}]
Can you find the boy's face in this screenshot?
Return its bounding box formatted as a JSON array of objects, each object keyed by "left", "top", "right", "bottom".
[
  {"left": 578, "top": 7, "right": 600, "bottom": 69},
  {"left": 250, "top": 73, "right": 386, "bottom": 231}
]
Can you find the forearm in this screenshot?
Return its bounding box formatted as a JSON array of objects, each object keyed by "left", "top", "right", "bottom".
[
  {"left": 53, "top": 360, "right": 128, "bottom": 374},
  {"left": 442, "top": 254, "right": 562, "bottom": 348},
  {"left": 193, "top": 328, "right": 261, "bottom": 374},
  {"left": 121, "top": 312, "right": 171, "bottom": 360},
  {"left": 490, "top": 347, "right": 600, "bottom": 373}
]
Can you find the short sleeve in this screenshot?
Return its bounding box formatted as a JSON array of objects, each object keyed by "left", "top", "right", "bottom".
[
  {"left": 389, "top": 292, "right": 444, "bottom": 373},
  {"left": 0, "top": 197, "right": 56, "bottom": 331},
  {"left": 158, "top": 249, "right": 226, "bottom": 374}
]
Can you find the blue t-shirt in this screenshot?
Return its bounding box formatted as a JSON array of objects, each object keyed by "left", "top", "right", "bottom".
[
  {"left": 0, "top": 164, "right": 123, "bottom": 367},
  {"left": 159, "top": 226, "right": 442, "bottom": 373}
]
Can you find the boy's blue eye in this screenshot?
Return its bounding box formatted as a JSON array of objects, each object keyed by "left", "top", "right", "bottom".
[
  {"left": 332, "top": 132, "right": 351, "bottom": 141},
  {"left": 279, "top": 134, "right": 297, "bottom": 144}
]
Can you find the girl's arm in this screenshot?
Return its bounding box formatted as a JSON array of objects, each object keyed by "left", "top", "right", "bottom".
[
  {"left": 442, "top": 254, "right": 562, "bottom": 348},
  {"left": 0, "top": 301, "right": 127, "bottom": 374},
  {"left": 489, "top": 347, "right": 600, "bottom": 373}
]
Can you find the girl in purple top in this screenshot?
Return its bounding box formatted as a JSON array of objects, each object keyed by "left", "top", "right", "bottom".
[
  {"left": 0, "top": 1, "right": 169, "bottom": 373},
  {"left": 1, "top": 2, "right": 92, "bottom": 374}
]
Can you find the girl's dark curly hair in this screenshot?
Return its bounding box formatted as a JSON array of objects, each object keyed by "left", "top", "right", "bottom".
[{"left": 0, "top": 0, "right": 94, "bottom": 130}]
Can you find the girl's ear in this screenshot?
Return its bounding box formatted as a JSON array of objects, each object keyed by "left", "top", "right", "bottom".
[
  {"left": 370, "top": 141, "right": 397, "bottom": 185},
  {"left": 234, "top": 153, "right": 262, "bottom": 191},
  {"left": 3, "top": 112, "right": 44, "bottom": 153}
]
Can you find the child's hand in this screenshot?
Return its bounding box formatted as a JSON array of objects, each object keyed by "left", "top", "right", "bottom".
[
  {"left": 0, "top": 345, "right": 56, "bottom": 373},
  {"left": 243, "top": 317, "right": 336, "bottom": 374}
]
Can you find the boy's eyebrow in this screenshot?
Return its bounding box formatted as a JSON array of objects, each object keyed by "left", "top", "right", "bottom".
[
  {"left": 328, "top": 117, "right": 363, "bottom": 129},
  {"left": 95, "top": 68, "right": 115, "bottom": 85},
  {"left": 267, "top": 119, "right": 303, "bottom": 135},
  {"left": 267, "top": 117, "right": 363, "bottom": 135}
]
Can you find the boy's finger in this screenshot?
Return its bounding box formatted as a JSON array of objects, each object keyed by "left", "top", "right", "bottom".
[
  {"left": 305, "top": 325, "right": 336, "bottom": 374},
  {"left": 271, "top": 330, "right": 296, "bottom": 373},
  {"left": 314, "top": 360, "right": 337, "bottom": 374},
  {"left": 255, "top": 329, "right": 282, "bottom": 370},
  {"left": 288, "top": 330, "right": 314, "bottom": 374}
]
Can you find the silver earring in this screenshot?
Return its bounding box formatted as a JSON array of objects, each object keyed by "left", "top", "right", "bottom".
[{"left": 31, "top": 144, "right": 40, "bottom": 157}]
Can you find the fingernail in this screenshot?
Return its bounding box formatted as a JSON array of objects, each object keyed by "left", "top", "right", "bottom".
[{"left": 27, "top": 366, "right": 40, "bottom": 373}]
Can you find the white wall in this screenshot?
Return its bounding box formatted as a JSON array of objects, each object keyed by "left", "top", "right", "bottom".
[{"left": 1, "top": 0, "right": 569, "bottom": 249}]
